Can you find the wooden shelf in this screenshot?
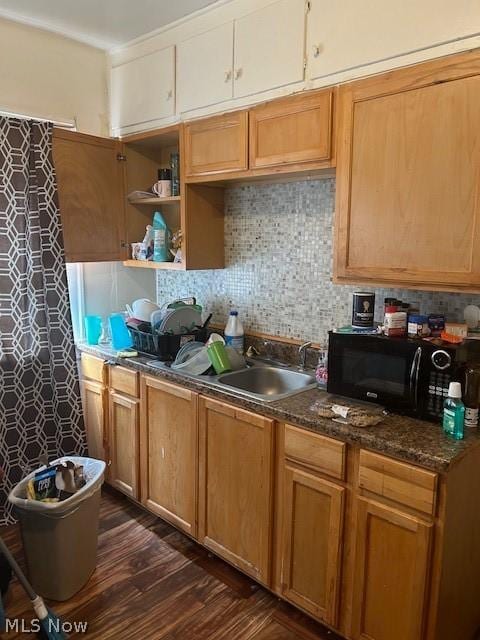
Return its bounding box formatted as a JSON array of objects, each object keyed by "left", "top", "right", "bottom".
[
  {"left": 123, "top": 259, "right": 185, "bottom": 271},
  {"left": 128, "top": 196, "right": 181, "bottom": 205}
]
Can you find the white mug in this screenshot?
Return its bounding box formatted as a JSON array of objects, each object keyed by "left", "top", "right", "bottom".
[{"left": 152, "top": 180, "right": 171, "bottom": 198}]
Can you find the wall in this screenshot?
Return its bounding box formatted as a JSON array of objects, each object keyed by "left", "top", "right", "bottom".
[
  {"left": 0, "top": 17, "right": 108, "bottom": 135},
  {"left": 156, "top": 178, "right": 480, "bottom": 345}
]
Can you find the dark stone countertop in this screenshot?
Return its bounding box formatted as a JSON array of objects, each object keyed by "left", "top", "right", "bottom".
[{"left": 77, "top": 343, "right": 480, "bottom": 473}]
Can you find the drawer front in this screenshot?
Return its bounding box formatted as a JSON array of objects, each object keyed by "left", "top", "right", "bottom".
[
  {"left": 249, "top": 90, "right": 334, "bottom": 169},
  {"left": 359, "top": 450, "right": 437, "bottom": 516},
  {"left": 284, "top": 423, "right": 345, "bottom": 480},
  {"left": 109, "top": 365, "right": 139, "bottom": 397},
  {"left": 184, "top": 111, "right": 248, "bottom": 177},
  {"left": 80, "top": 353, "right": 106, "bottom": 383}
]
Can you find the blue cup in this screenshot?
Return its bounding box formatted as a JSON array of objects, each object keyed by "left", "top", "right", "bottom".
[
  {"left": 84, "top": 315, "right": 102, "bottom": 345},
  {"left": 109, "top": 314, "right": 133, "bottom": 350}
]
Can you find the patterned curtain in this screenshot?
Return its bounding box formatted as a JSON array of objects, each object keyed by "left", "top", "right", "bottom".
[{"left": 0, "top": 117, "right": 86, "bottom": 524}]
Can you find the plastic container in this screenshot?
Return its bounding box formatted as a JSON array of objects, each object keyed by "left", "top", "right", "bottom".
[
  {"left": 109, "top": 314, "right": 133, "bottom": 350},
  {"left": 84, "top": 315, "right": 102, "bottom": 345},
  {"left": 443, "top": 382, "right": 465, "bottom": 440},
  {"left": 384, "top": 306, "right": 407, "bottom": 337},
  {"left": 207, "top": 342, "right": 232, "bottom": 374},
  {"left": 8, "top": 457, "right": 106, "bottom": 601},
  {"left": 224, "top": 311, "right": 244, "bottom": 354},
  {"left": 428, "top": 314, "right": 445, "bottom": 337}
]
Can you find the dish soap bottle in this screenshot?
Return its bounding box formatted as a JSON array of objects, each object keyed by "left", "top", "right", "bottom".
[
  {"left": 443, "top": 382, "right": 465, "bottom": 440},
  {"left": 152, "top": 211, "right": 170, "bottom": 262},
  {"left": 225, "top": 310, "right": 244, "bottom": 355}
]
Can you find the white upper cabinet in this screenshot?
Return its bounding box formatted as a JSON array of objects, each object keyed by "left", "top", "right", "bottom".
[
  {"left": 306, "top": 0, "right": 480, "bottom": 81},
  {"left": 111, "top": 46, "right": 175, "bottom": 133},
  {"left": 233, "top": 0, "right": 306, "bottom": 99},
  {"left": 177, "top": 22, "right": 234, "bottom": 113}
]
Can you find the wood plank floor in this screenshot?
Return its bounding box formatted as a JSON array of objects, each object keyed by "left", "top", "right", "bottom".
[{"left": 1, "top": 488, "right": 343, "bottom": 639}]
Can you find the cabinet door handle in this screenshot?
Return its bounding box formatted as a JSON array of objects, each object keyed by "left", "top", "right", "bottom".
[
  {"left": 234, "top": 68, "right": 242, "bottom": 80},
  {"left": 166, "top": 89, "right": 173, "bottom": 100},
  {"left": 312, "top": 44, "right": 321, "bottom": 58},
  {"left": 224, "top": 70, "right": 232, "bottom": 82}
]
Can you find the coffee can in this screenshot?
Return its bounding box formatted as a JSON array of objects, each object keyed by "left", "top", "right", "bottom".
[{"left": 352, "top": 292, "right": 375, "bottom": 329}]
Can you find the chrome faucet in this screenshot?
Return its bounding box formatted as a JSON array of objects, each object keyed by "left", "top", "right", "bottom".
[{"left": 298, "top": 342, "right": 312, "bottom": 370}]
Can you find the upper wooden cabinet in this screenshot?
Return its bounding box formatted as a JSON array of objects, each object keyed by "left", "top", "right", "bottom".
[
  {"left": 54, "top": 125, "right": 225, "bottom": 269},
  {"left": 233, "top": 0, "right": 305, "bottom": 99},
  {"left": 53, "top": 130, "right": 125, "bottom": 263},
  {"left": 184, "top": 111, "right": 248, "bottom": 177},
  {"left": 334, "top": 51, "right": 480, "bottom": 291},
  {"left": 351, "top": 498, "right": 432, "bottom": 640},
  {"left": 140, "top": 376, "right": 198, "bottom": 537},
  {"left": 198, "top": 397, "right": 274, "bottom": 585},
  {"left": 306, "top": 0, "right": 480, "bottom": 82},
  {"left": 110, "top": 46, "right": 175, "bottom": 135},
  {"left": 249, "top": 90, "right": 334, "bottom": 169}
]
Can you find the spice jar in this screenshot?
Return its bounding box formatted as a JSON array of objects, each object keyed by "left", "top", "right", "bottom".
[
  {"left": 407, "top": 314, "right": 430, "bottom": 338},
  {"left": 384, "top": 306, "right": 407, "bottom": 337}
]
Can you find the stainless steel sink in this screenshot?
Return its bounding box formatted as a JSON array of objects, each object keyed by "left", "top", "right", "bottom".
[{"left": 216, "top": 365, "right": 316, "bottom": 402}]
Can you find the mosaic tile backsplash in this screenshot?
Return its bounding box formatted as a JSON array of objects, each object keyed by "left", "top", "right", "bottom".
[{"left": 156, "top": 178, "right": 480, "bottom": 345}]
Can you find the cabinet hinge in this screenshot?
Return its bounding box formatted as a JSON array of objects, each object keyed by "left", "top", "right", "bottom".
[
  {"left": 303, "top": 56, "right": 307, "bottom": 71},
  {"left": 305, "top": 0, "right": 311, "bottom": 13},
  {"left": 120, "top": 241, "right": 129, "bottom": 248},
  {"left": 116, "top": 153, "right": 127, "bottom": 162}
]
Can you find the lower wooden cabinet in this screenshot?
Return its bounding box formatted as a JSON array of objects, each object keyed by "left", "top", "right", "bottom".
[
  {"left": 198, "top": 396, "right": 274, "bottom": 584},
  {"left": 108, "top": 390, "right": 140, "bottom": 499},
  {"left": 80, "top": 379, "right": 107, "bottom": 462},
  {"left": 140, "top": 377, "right": 198, "bottom": 537},
  {"left": 281, "top": 465, "right": 345, "bottom": 626},
  {"left": 351, "top": 497, "right": 432, "bottom": 640}
]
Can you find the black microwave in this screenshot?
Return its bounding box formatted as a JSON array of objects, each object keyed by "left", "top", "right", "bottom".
[{"left": 327, "top": 332, "right": 480, "bottom": 421}]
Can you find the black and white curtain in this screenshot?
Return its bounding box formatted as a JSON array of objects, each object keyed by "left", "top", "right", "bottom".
[{"left": 0, "top": 117, "right": 86, "bottom": 524}]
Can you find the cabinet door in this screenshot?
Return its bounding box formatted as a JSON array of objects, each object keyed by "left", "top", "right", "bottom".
[
  {"left": 110, "top": 46, "right": 175, "bottom": 133},
  {"left": 53, "top": 130, "right": 125, "bottom": 262},
  {"left": 233, "top": 0, "right": 305, "bottom": 99},
  {"left": 352, "top": 498, "right": 432, "bottom": 640},
  {"left": 80, "top": 379, "right": 107, "bottom": 462},
  {"left": 184, "top": 111, "right": 248, "bottom": 177},
  {"left": 140, "top": 377, "right": 198, "bottom": 537},
  {"left": 108, "top": 391, "right": 140, "bottom": 499},
  {"left": 198, "top": 397, "right": 274, "bottom": 584},
  {"left": 281, "top": 466, "right": 345, "bottom": 626},
  {"left": 335, "top": 55, "right": 480, "bottom": 290},
  {"left": 177, "top": 22, "right": 234, "bottom": 113},
  {"left": 307, "top": 0, "right": 480, "bottom": 81},
  {"left": 249, "top": 90, "right": 333, "bottom": 170}
]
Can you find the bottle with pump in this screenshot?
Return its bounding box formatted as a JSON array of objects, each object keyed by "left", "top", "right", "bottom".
[
  {"left": 443, "top": 382, "right": 465, "bottom": 440},
  {"left": 224, "top": 310, "right": 244, "bottom": 355}
]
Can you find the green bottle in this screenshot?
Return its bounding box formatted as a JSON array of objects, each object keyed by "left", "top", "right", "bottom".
[{"left": 443, "top": 382, "right": 465, "bottom": 440}]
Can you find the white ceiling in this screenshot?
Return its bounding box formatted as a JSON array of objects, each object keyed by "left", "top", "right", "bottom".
[{"left": 0, "top": 0, "right": 220, "bottom": 49}]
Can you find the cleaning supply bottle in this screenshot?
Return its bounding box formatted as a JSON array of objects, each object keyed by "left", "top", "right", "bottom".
[
  {"left": 224, "top": 310, "right": 244, "bottom": 355},
  {"left": 152, "top": 211, "right": 170, "bottom": 262},
  {"left": 443, "top": 382, "right": 465, "bottom": 440}
]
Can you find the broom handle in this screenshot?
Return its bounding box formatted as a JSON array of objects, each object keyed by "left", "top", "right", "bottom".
[{"left": 0, "top": 537, "right": 36, "bottom": 601}]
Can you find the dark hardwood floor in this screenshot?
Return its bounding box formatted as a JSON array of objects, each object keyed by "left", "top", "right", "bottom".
[{"left": 1, "top": 488, "right": 342, "bottom": 639}]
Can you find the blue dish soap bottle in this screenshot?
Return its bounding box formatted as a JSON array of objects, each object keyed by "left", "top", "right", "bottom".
[{"left": 443, "top": 382, "right": 465, "bottom": 440}]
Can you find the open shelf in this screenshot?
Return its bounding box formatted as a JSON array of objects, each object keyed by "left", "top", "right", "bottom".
[
  {"left": 123, "top": 259, "right": 185, "bottom": 270},
  {"left": 128, "top": 195, "right": 181, "bottom": 205}
]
